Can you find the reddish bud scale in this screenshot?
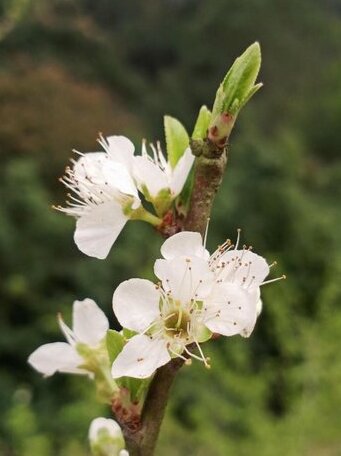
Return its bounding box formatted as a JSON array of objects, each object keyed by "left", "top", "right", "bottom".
[{"left": 208, "top": 112, "right": 235, "bottom": 147}]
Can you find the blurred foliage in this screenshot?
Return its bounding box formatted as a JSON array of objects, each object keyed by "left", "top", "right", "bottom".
[{"left": 0, "top": 0, "right": 340, "bottom": 455}]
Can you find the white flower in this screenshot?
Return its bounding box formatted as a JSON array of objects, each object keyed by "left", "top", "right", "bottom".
[
  {"left": 111, "top": 256, "right": 212, "bottom": 379},
  {"left": 133, "top": 141, "right": 194, "bottom": 204},
  {"left": 89, "top": 417, "right": 128, "bottom": 456},
  {"left": 28, "top": 299, "right": 109, "bottom": 377},
  {"left": 56, "top": 136, "right": 140, "bottom": 259},
  {"left": 159, "top": 230, "right": 282, "bottom": 337},
  {"left": 110, "top": 236, "right": 262, "bottom": 378}
]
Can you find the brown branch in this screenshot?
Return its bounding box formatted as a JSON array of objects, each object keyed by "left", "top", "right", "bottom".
[
  {"left": 121, "top": 140, "right": 229, "bottom": 455},
  {"left": 117, "top": 358, "right": 184, "bottom": 456},
  {"left": 184, "top": 139, "right": 228, "bottom": 234},
  {"left": 139, "top": 358, "right": 185, "bottom": 455}
]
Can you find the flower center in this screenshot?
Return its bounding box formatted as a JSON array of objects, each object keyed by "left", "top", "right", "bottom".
[{"left": 164, "top": 308, "right": 190, "bottom": 339}]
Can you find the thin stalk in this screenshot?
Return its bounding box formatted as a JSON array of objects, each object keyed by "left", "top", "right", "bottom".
[{"left": 122, "top": 142, "right": 229, "bottom": 455}]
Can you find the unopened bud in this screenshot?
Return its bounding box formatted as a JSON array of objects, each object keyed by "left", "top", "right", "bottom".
[{"left": 89, "top": 417, "right": 128, "bottom": 456}]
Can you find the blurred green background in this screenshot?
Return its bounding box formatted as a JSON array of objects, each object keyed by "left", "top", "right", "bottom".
[{"left": 0, "top": 0, "right": 340, "bottom": 455}]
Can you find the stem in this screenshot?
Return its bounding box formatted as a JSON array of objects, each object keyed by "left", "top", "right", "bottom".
[
  {"left": 139, "top": 358, "right": 184, "bottom": 455},
  {"left": 130, "top": 206, "right": 162, "bottom": 226},
  {"left": 184, "top": 140, "right": 228, "bottom": 234},
  {"left": 122, "top": 140, "right": 229, "bottom": 455}
]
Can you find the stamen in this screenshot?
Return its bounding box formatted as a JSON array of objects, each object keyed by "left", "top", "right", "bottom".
[
  {"left": 203, "top": 217, "right": 210, "bottom": 249},
  {"left": 194, "top": 340, "right": 211, "bottom": 369},
  {"left": 261, "top": 275, "right": 286, "bottom": 286},
  {"left": 57, "top": 313, "right": 76, "bottom": 346},
  {"left": 140, "top": 320, "right": 160, "bottom": 336},
  {"left": 167, "top": 346, "right": 188, "bottom": 362},
  {"left": 183, "top": 345, "right": 210, "bottom": 368},
  {"left": 72, "top": 149, "right": 85, "bottom": 158},
  {"left": 156, "top": 141, "right": 167, "bottom": 170},
  {"left": 234, "top": 228, "right": 241, "bottom": 250},
  {"left": 176, "top": 308, "right": 183, "bottom": 328},
  {"left": 142, "top": 139, "right": 147, "bottom": 156},
  {"left": 150, "top": 143, "right": 159, "bottom": 165}
]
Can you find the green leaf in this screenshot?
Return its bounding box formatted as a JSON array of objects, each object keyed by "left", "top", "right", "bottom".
[
  {"left": 118, "top": 376, "right": 151, "bottom": 402},
  {"left": 211, "top": 42, "right": 262, "bottom": 119},
  {"left": 106, "top": 330, "right": 125, "bottom": 364},
  {"left": 192, "top": 105, "right": 212, "bottom": 140},
  {"left": 164, "top": 115, "right": 189, "bottom": 168},
  {"left": 176, "top": 166, "right": 194, "bottom": 216},
  {"left": 239, "top": 82, "right": 263, "bottom": 109}
]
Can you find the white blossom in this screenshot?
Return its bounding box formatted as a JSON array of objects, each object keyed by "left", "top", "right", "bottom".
[
  {"left": 159, "top": 230, "right": 283, "bottom": 337},
  {"left": 111, "top": 229, "right": 266, "bottom": 378},
  {"left": 28, "top": 299, "right": 109, "bottom": 377},
  {"left": 133, "top": 141, "right": 194, "bottom": 204},
  {"left": 56, "top": 136, "right": 140, "bottom": 259},
  {"left": 111, "top": 257, "right": 213, "bottom": 379},
  {"left": 89, "top": 417, "right": 128, "bottom": 456}
]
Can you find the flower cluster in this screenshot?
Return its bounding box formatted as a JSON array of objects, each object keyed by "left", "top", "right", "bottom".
[
  {"left": 29, "top": 230, "right": 283, "bottom": 383},
  {"left": 27, "top": 44, "right": 278, "bottom": 454},
  {"left": 55, "top": 135, "right": 194, "bottom": 259},
  {"left": 111, "top": 230, "right": 281, "bottom": 378}
]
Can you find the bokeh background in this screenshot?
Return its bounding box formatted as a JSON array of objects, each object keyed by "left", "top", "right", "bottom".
[{"left": 0, "top": 0, "right": 340, "bottom": 455}]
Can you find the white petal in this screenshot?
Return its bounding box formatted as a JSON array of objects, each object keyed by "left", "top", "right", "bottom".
[
  {"left": 216, "top": 250, "right": 269, "bottom": 289},
  {"left": 154, "top": 256, "right": 213, "bottom": 303},
  {"left": 106, "top": 135, "right": 135, "bottom": 171},
  {"left": 204, "top": 282, "right": 257, "bottom": 337},
  {"left": 73, "top": 299, "right": 109, "bottom": 346},
  {"left": 73, "top": 152, "right": 108, "bottom": 185},
  {"left": 102, "top": 160, "right": 140, "bottom": 199},
  {"left": 113, "top": 279, "right": 160, "bottom": 333},
  {"left": 170, "top": 147, "right": 195, "bottom": 196},
  {"left": 133, "top": 156, "right": 169, "bottom": 198},
  {"left": 256, "top": 297, "right": 263, "bottom": 316},
  {"left": 120, "top": 451, "right": 129, "bottom": 456},
  {"left": 111, "top": 335, "right": 170, "bottom": 379},
  {"left": 160, "top": 231, "right": 209, "bottom": 260},
  {"left": 74, "top": 200, "right": 128, "bottom": 259},
  {"left": 28, "top": 342, "right": 85, "bottom": 377},
  {"left": 241, "top": 287, "right": 263, "bottom": 337},
  {"left": 72, "top": 152, "right": 139, "bottom": 202},
  {"left": 89, "top": 417, "right": 122, "bottom": 441}
]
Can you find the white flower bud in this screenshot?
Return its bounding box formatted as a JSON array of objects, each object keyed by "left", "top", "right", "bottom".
[{"left": 89, "top": 417, "right": 128, "bottom": 456}]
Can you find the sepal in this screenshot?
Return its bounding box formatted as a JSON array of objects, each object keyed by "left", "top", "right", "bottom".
[
  {"left": 76, "top": 339, "right": 117, "bottom": 403},
  {"left": 107, "top": 330, "right": 150, "bottom": 404}
]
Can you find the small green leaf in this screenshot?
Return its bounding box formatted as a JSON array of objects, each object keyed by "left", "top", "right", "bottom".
[
  {"left": 192, "top": 105, "right": 212, "bottom": 140},
  {"left": 106, "top": 330, "right": 125, "bottom": 364},
  {"left": 211, "top": 42, "right": 262, "bottom": 120},
  {"left": 176, "top": 167, "right": 194, "bottom": 216},
  {"left": 118, "top": 376, "right": 151, "bottom": 402},
  {"left": 164, "top": 115, "right": 189, "bottom": 168},
  {"left": 239, "top": 82, "right": 263, "bottom": 109}
]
